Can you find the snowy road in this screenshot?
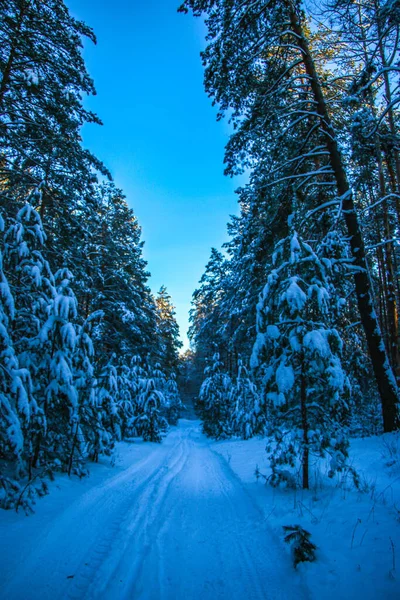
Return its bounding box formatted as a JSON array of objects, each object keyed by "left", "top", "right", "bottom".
[{"left": 1, "top": 420, "right": 307, "bottom": 600}]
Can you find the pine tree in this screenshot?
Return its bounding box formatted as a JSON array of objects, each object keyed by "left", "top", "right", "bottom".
[
  {"left": 34, "top": 266, "right": 98, "bottom": 472},
  {"left": 189, "top": 248, "right": 231, "bottom": 374},
  {"left": 0, "top": 0, "right": 175, "bottom": 511},
  {"left": 165, "top": 373, "right": 183, "bottom": 426},
  {"left": 0, "top": 211, "right": 32, "bottom": 504},
  {"left": 96, "top": 356, "right": 120, "bottom": 448},
  {"left": 134, "top": 357, "right": 168, "bottom": 443},
  {"left": 2, "top": 188, "right": 53, "bottom": 474},
  {"left": 199, "top": 352, "right": 232, "bottom": 438},
  {"left": 251, "top": 228, "right": 350, "bottom": 489},
  {"left": 78, "top": 184, "right": 157, "bottom": 362},
  {"left": 0, "top": 0, "right": 108, "bottom": 208},
  {"left": 180, "top": 0, "right": 400, "bottom": 431},
  {"left": 155, "top": 286, "right": 182, "bottom": 373},
  {"left": 71, "top": 310, "right": 106, "bottom": 473},
  {"left": 230, "top": 359, "right": 261, "bottom": 439}
]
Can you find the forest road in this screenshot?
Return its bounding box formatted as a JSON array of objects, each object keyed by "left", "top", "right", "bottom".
[{"left": 1, "top": 420, "right": 307, "bottom": 600}]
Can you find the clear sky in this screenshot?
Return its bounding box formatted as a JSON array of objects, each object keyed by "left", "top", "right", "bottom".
[{"left": 66, "top": 0, "right": 243, "bottom": 350}]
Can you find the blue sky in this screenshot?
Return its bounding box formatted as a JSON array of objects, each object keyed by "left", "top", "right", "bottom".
[{"left": 67, "top": 0, "right": 243, "bottom": 350}]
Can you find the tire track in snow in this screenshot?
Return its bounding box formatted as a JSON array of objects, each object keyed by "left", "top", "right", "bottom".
[
  {"left": 1, "top": 434, "right": 185, "bottom": 600},
  {"left": 154, "top": 423, "right": 202, "bottom": 600},
  {"left": 147, "top": 425, "right": 308, "bottom": 600},
  {"left": 2, "top": 422, "right": 308, "bottom": 600},
  {"left": 66, "top": 428, "right": 188, "bottom": 600},
  {"left": 123, "top": 440, "right": 191, "bottom": 600},
  {"left": 82, "top": 427, "right": 194, "bottom": 599},
  {"left": 142, "top": 432, "right": 267, "bottom": 600}
]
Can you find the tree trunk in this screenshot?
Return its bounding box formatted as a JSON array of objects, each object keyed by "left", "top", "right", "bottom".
[
  {"left": 0, "top": 2, "right": 28, "bottom": 108},
  {"left": 286, "top": 1, "right": 399, "bottom": 431},
  {"left": 300, "top": 353, "right": 309, "bottom": 489}
]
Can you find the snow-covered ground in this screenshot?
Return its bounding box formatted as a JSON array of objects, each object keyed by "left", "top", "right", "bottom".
[
  {"left": 0, "top": 420, "right": 305, "bottom": 600},
  {"left": 0, "top": 419, "right": 399, "bottom": 599},
  {"left": 212, "top": 431, "right": 400, "bottom": 600}
]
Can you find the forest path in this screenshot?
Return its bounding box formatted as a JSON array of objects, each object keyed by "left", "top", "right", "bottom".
[{"left": 1, "top": 420, "right": 307, "bottom": 600}]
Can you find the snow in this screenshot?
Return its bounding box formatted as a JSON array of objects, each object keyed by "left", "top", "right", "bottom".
[
  {"left": 327, "top": 356, "right": 346, "bottom": 394},
  {"left": 1, "top": 420, "right": 399, "bottom": 599},
  {"left": 290, "top": 231, "right": 301, "bottom": 263},
  {"left": 280, "top": 277, "right": 307, "bottom": 314},
  {"left": 266, "top": 324, "right": 280, "bottom": 339},
  {"left": 267, "top": 391, "right": 286, "bottom": 407},
  {"left": 0, "top": 420, "right": 305, "bottom": 600},
  {"left": 250, "top": 331, "right": 266, "bottom": 369},
  {"left": 303, "top": 329, "right": 331, "bottom": 358},
  {"left": 0, "top": 392, "right": 23, "bottom": 454},
  {"left": 54, "top": 293, "right": 77, "bottom": 320},
  {"left": 276, "top": 361, "right": 295, "bottom": 394},
  {"left": 289, "top": 332, "right": 301, "bottom": 352},
  {"left": 308, "top": 283, "right": 330, "bottom": 313},
  {"left": 212, "top": 432, "right": 400, "bottom": 600}
]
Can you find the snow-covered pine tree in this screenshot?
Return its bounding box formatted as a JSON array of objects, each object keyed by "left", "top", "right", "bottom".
[
  {"left": 116, "top": 361, "right": 138, "bottom": 440},
  {"left": 0, "top": 0, "right": 108, "bottom": 216},
  {"left": 180, "top": 0, "right": 399, "bottom": 432},
  {"left": 199, "top": 352, "right": 232, "bottom": 438},
  {"left": 189, "top": 248, "right": 230, "bottom": 376},
  {"left": 155, "top": 286, "right": 183, "bottom": 373},
  {"left": 327, "top": 0, "right": 400, "bottom": 383},
  {"left": 230, "top": 359, "right": 261, "bottom": 439},
  {"left": 3, "top": 188, "right": 56, "bottom": 470},
  {"left": 96, "top": 356, "right": 120, "bottom": 453},
  {"left": 3, "top": 187, "right": 54, "bottom": 343},
  {"left": 0, "top": 212, "right": 34, "bottom": 505},
  {"left": 151, "top": 361, "right": 167, "bottom": 393},
  {"left": 134, "top": 357, "right": 168, "bottom": 443},
  {"left": 35, "top": 267, "right": 83, "bottom": 471},
  {"left": 251, "top": 228, "right": 350, "bottom": 489},
  {"left": 165, "top": 373, "right": 183, "bottom": 426},
  {"left": 71, "top": 310, "right": 109, "bottom": 473},
  {"left": 81, "top": 184, "right": 158, "bottom": 363},
  {"left": 137, "top": 355, "right": 168, "bottom": 442},
  {"left": 125, "top": 354, "right": 146, "bottom": 435}
]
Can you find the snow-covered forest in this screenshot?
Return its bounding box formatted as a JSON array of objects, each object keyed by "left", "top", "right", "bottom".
[
  {"left": 1, "top": 0, "right": 400, "bottom": 599},
  {"left": 186, "top": 0, "right": 400, "bottom": 466},
  {"left": 0, "top": 0, "right": 183, "bottom": 510}
]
